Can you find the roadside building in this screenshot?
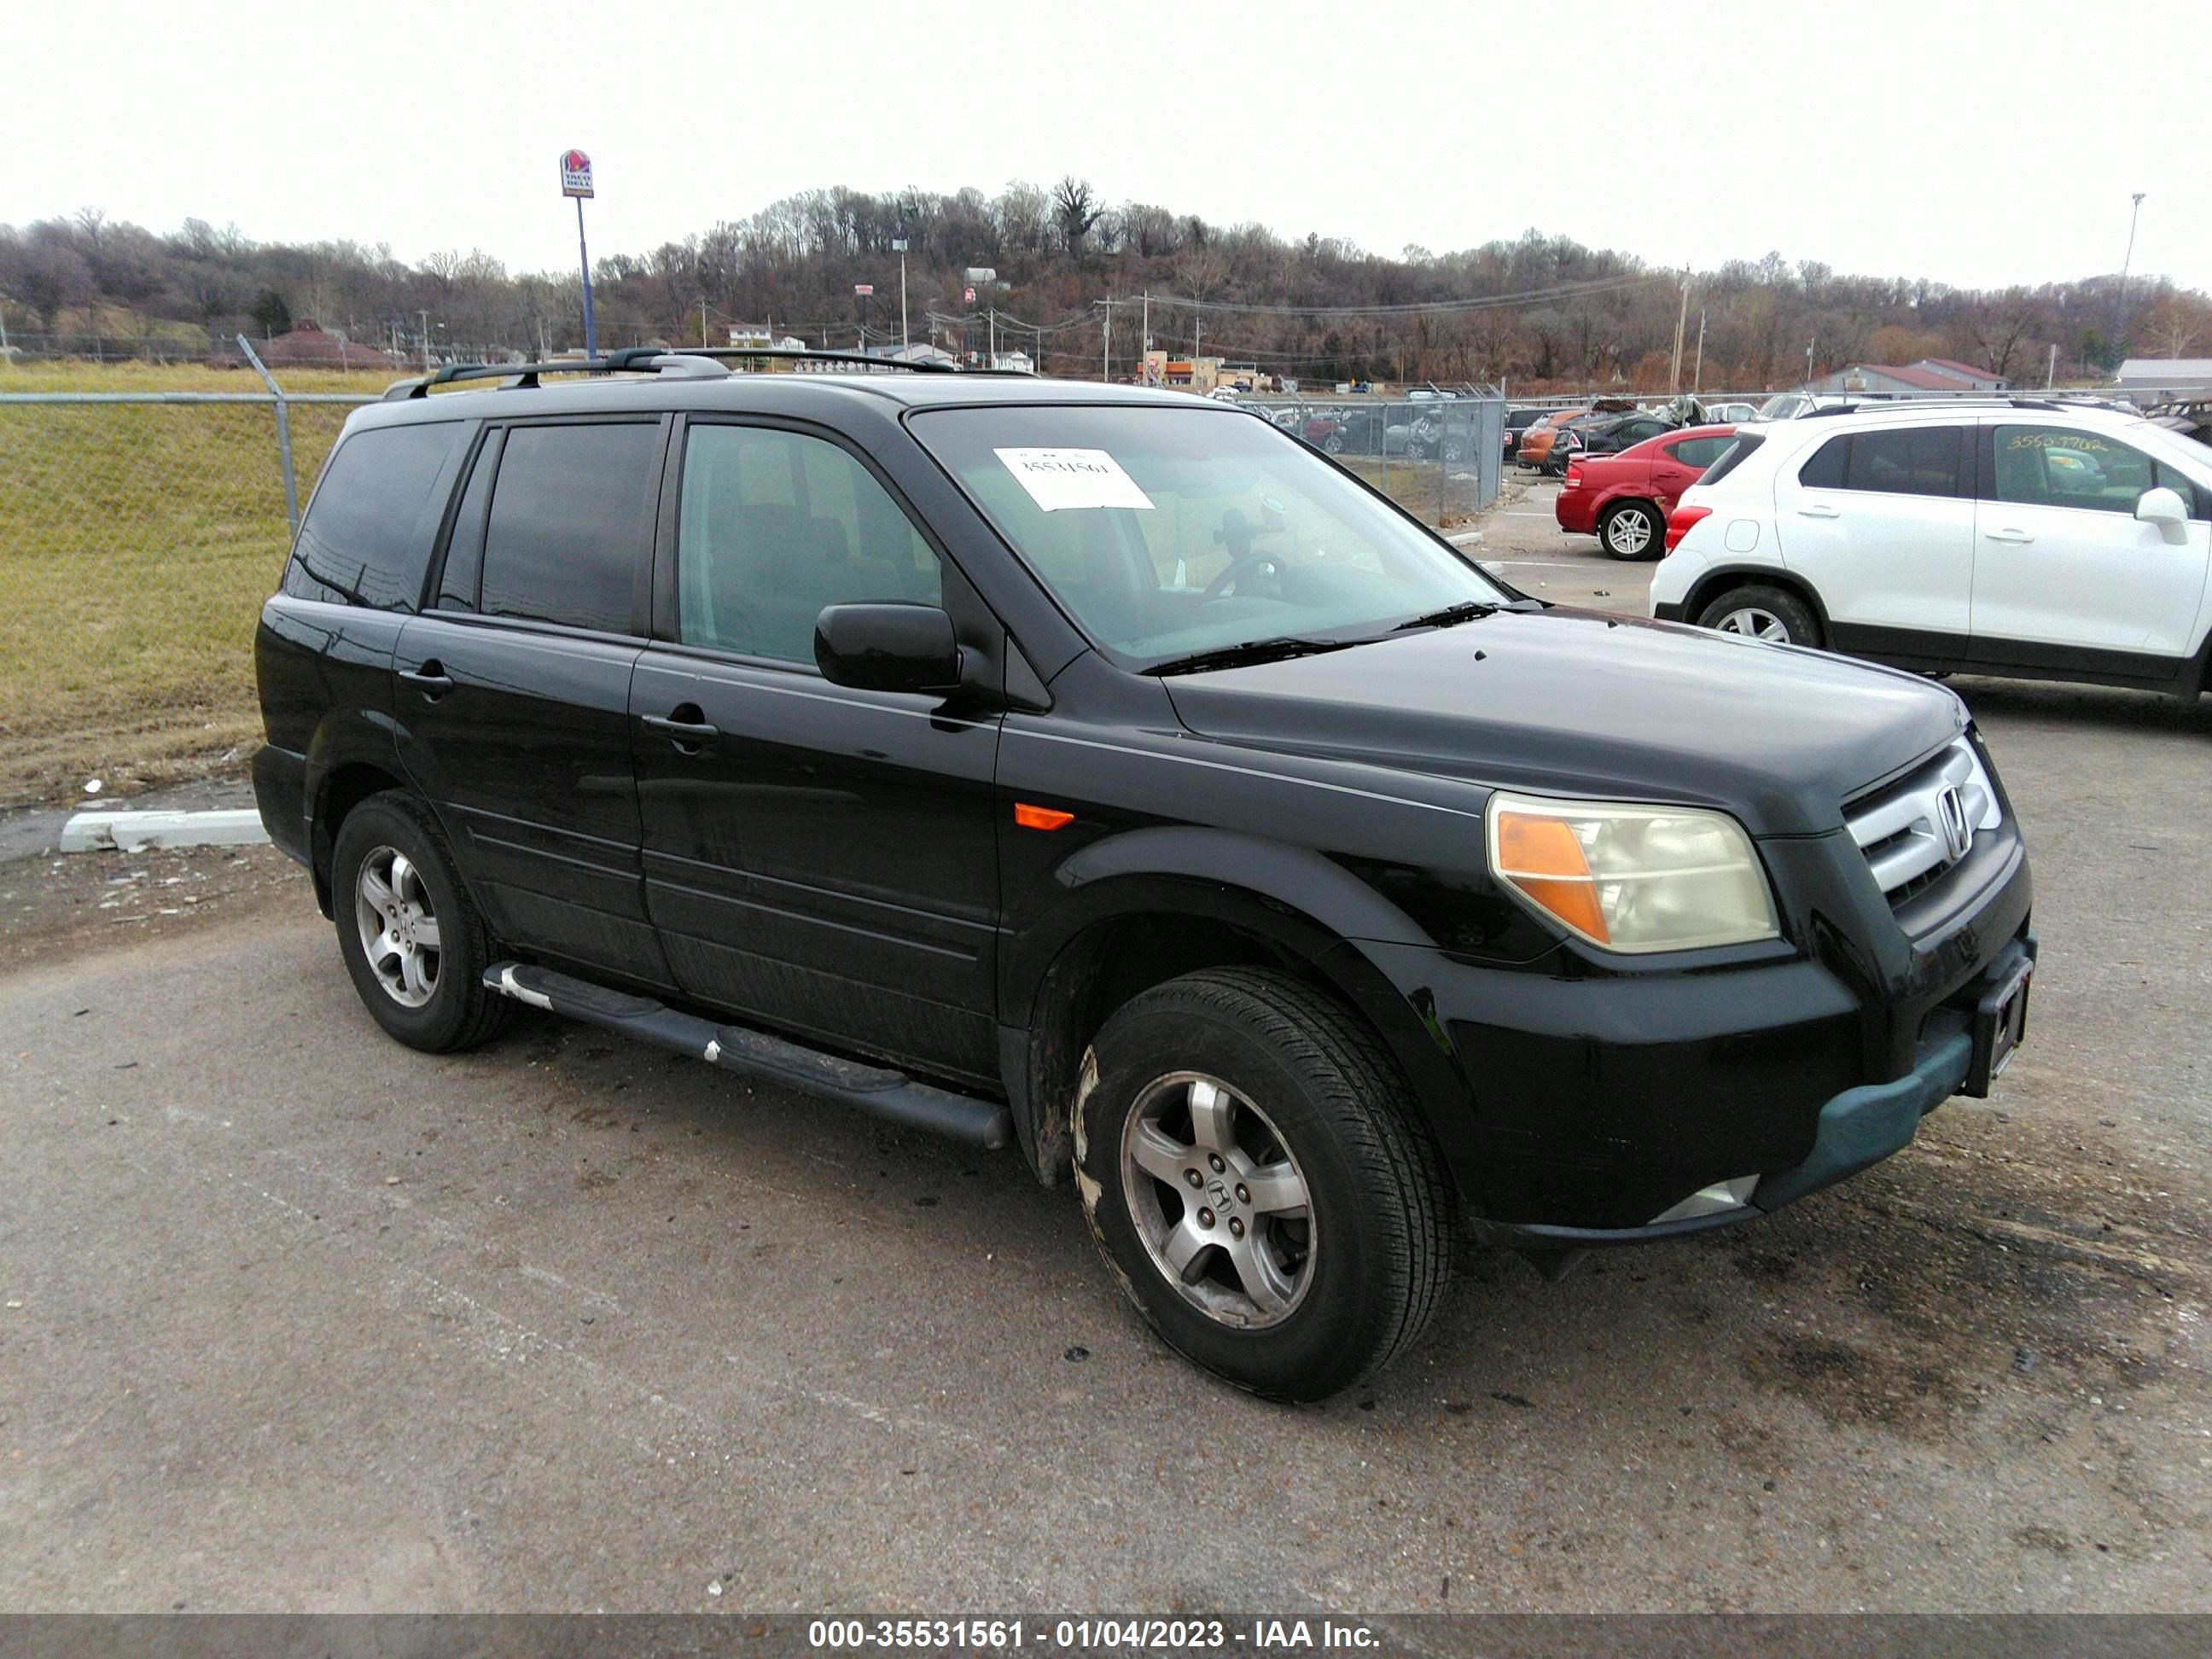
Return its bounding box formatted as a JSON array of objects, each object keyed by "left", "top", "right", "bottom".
[
  {"left": 1142, "top": 350, "right": 1227, "bottom": 391},
  {"left": 1809, "top": 362, "right": 1989, "bottom": 396},
  {"left": 1912, "top": 357, "right": 2010, "bottom": 391},
  {"left": 727, "top": 324, "right": 808, "bottom": 351},
  {"left": 2116, "top": 358, "right": 2212, "bottom": 399}
]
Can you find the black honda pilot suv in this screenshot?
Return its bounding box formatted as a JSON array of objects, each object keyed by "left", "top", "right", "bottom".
[{"left": 254, "top": 350, "right": 2035, "bottom": 1400}]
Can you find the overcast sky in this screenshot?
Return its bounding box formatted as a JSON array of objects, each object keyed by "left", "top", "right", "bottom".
[{"left": 7, "top": 1, "right": 2203, "bottom": 294}]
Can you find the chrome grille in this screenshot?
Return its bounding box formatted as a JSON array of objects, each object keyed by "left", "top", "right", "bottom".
[{"left": 1844, "top": 739, "right": 2001, "bottom": 905}]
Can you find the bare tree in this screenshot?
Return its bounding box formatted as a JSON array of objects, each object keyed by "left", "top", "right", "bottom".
[{"left": 1051, "top": 176, "right": 1103, "bottom": 260}]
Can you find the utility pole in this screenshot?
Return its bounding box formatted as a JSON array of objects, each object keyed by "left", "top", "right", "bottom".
[
  {"left": 700, "top": 298, "right": 709, "bottom": 347},
  {"left": 1098, "top": 298, "right": 1115, "bottom": 383},
  {"left": 892, "top": 239, "right": 909, "bottom": 347},
  {"left": 2047, "top": 341, "right": 2058, "bottom": 388},
  {"left": 2116, "top": 191, "right": 2147, "bottom": 361},
  {"left": 1141, "top": 290, "right": 1151, "bottom": 384},
  {"left": 1692, "top": 307, "right": 1706, "bottom": 393},
  {"left": 1669, "top": 269, "right": 1690, "bottom": 393},
  {"left": 988, "top": 308, "right": 998, "bottom": 370},
  {"left": 418, "top": 308, "right": 432, "bottom": 372},
  {"left": 1805, "top": 335, "right": 1816, "bottom": 387}
]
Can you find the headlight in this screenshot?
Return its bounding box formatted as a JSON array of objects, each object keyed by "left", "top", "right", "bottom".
[{"left": 1486, "top": 792, "right": 1779, "bottom": 953}]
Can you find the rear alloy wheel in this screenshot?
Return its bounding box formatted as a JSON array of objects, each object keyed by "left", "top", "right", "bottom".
[
  {"left": 331, "top": 791, "right": 509, "bottom": 1053},
  {"left": 1323, "top": 433, "right": 1345, "bottom": 455},
  {"left": 1076, "top": 968, "right": 1452, "bottom": 1400},
  {"left": 1598, "top": 500, "right": 1661, "bottom": 561},
  {"left": 1695, "top": 584, "right": 1822, "bottom": 648}
]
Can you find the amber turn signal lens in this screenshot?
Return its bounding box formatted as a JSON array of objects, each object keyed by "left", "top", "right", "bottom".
[
  {"left": 1013, "top": 802, "right": 1074, "bottom": 831},
  {"left": 1493, "top": 811, "right": 1610, "bottom": 943}
]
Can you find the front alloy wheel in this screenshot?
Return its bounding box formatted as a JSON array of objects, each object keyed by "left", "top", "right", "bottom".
[
  {"left": 1121, "top": 1071, "right": 1315, "bottom": 1327},
  {"left": 1076, "top": 968, "right": 1452, "bottom": 1400}
]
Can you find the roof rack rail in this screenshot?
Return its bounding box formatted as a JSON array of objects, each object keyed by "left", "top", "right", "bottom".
[
  {"left": 695, "top": 346, "right": 1036, "bottom": 376},
  {"left": 381, "top": 347, "right": 723, "bottom": 401}
]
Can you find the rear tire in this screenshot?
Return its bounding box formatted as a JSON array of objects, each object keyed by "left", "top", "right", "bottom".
[
  {"left": 1075, "top": 968, "right": 1452, "bottom": 1401},
  {"left": 330, "top": 791, "right": 509, "bottom": 1054},
  {"left": 1598, "top": 500, "right": 1662, "bottom": 561},
  {"left": 1695, "top": 584, "right": 1822, "bottom": 648}
]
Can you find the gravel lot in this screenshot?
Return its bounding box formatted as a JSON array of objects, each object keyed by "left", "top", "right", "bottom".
[{"left": 3, "top": 478, "right": 2207, "bottom": 1615}]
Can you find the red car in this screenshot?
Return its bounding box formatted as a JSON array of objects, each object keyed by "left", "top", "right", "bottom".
[{"left": 1555, "top": 423, "right": 1738, "bottom": 560}]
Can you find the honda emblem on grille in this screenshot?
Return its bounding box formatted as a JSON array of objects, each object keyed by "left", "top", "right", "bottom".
[{"left": 1936, "top": 786, "right": 1972, "bottom": 861}]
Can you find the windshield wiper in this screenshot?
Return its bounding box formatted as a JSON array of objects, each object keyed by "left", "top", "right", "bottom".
[
  {"left": 1392, "top": 596, "right": 1544, "bottom": 632},
  {"left": 1144, "top": 636, "right": 1360, "bottom": 676}
]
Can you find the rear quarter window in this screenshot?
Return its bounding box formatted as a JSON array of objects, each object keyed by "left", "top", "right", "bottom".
[
  {"left": 281, "top": 422, "right": 467, "bottom": 610},
  {"left": 1699, "top": 433, "right": 1765, "bottom": 487}
]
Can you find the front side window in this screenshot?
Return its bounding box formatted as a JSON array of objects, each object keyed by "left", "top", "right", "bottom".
[
  {"left": 478, "top": 422, "right": 658, "bottom": 634},
  {"left": 1991, "top": 425, "right": 2165, "bottom": 514},
  {"left": 678, "top": 425, "right": 940, "bottom": 664},
  {"left": 911, "top": 405, "right": 1505, "bottom": 668},
  {"left": 282, "top": 422, "right": 466, "bottom": 609}
]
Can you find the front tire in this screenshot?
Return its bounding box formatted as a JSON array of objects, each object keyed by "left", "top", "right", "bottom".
[
  {"left": 330, "top": 791, "right": 509, "bottom": 1053},
  {"left": 1598, "top": 500, "right": 1661, "bottom": 561},
  {"left": 1695, "top": 584, "right": 1822, "bottom": 647},
  {"left": 1075, "top": 969, "right": 1452, "bottom": 1401}
]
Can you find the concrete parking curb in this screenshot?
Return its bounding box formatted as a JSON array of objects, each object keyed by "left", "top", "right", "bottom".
[{"left": 58, "top": 809, "right": 270, "bottom": 853}]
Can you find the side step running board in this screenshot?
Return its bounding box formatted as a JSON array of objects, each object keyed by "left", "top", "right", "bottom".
[{"left": 483, "top": 961, "right": 1013, "bottom": 1150}]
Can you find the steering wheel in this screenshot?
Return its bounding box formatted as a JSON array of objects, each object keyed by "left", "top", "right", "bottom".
[{"left": 1204, "top": 554, "right": 1284, "bottom": 599}]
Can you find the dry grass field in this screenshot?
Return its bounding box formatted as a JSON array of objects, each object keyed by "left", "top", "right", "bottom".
[{"left": 0, "top": 362, "right": 393, "bottom": 804}]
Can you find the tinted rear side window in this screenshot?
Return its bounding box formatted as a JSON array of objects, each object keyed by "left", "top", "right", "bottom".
[
  {"left": 282, "top": 422, "right": 466, "bottom": 610},
  {"left": 1700, "top": 432, "right": 1765, "bottom": 486},
  {"left": 479, "top": 422, "right": 659, "bottom": 634},
  {"left": 1797, "top": 435, "right": 1848, "bottom": 489},
  {"left": 1847, "top": 426, "right": 1963, "bottom": 496}
]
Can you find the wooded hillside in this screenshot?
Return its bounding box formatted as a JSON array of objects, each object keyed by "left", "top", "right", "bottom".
[{"left": 5, "top": 181, "right": 2205, "bottom": 390}]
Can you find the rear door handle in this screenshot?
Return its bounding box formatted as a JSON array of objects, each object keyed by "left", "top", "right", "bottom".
[
  {"left": 1796, "top": 504, "right": 1841, "bottom": 520},
  {"left": 1983, "top": 528, "right": 2034, "bottom": 544},
  {"left": 643, "top": 713, "right": 720, "bottom": 746},
  {"left": 398, "top": 662, "right": 455, "bottom": 697}
]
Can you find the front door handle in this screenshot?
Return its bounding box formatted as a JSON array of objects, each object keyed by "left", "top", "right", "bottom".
[
  {"left": 1983, "top": 527, "right": 2034, "bottom": 544},
  {"left": 1797, "top": 504, "right": 1841, "bottom": 520},
  {"left": 642, "top": 713, "right": 720, "bottom": 747},
  {"left": 398, "top": 661, "right": 455, "bottom": 698}
]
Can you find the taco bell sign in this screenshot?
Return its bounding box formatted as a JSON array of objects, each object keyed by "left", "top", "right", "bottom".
[{"left": 560, "top": 150, "right": 594, "bottom": 199}]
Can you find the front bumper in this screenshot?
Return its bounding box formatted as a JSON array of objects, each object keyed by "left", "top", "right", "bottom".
[
  {"left": 1358, "top": 818, "right": 2034, "bottom": 1233},
  {"left": 1470, "top": 1004, "right": 1974, "bottom": 1252}
]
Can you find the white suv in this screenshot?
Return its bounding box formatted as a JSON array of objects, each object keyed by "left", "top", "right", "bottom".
[{"left": 1650, "top": 400, "right": 2212, "bottom": 698}]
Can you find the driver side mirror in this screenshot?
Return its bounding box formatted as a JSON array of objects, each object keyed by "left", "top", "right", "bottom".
[
  {"left": 814, "top": 603, "right": 963, "bottom": 695},
  {"left": 2135, "top": 486, "right": 2191, "bottom": 543}
]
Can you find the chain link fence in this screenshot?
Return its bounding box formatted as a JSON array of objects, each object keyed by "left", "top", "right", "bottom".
[
  {"left": 1245, "top": 395, "right": 1505, "bottom": 525},
  {"left": 0, "top": 388, "right": 374, "bottom": 804}
]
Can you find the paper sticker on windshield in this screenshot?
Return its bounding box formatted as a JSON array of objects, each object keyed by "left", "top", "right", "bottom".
[{"left": 995, "top": 447, "right": 1155, "bottom": 512}]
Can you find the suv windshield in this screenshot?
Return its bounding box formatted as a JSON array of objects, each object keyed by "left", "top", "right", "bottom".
[{"left": 912, "top": 405, "right": 1505, "bottom": 668}]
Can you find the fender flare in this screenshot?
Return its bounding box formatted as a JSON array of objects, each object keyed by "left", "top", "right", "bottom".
[
  {"left": 1679, "top": 562, "right": 1835, "bottom": 639},
  {"left": 302, "top": 710, "right": 407, "bottom": 905},
  {"left": 998, "top": 827, "right": 1472, "bottom": 1186},
  {"left": 1001, "top": 825, "right": 1435, "bottom": 1027}
]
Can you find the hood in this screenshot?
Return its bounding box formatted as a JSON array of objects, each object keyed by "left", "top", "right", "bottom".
[{"left": 1159, "top": 608, "right": 1966, "bottom": 836}]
